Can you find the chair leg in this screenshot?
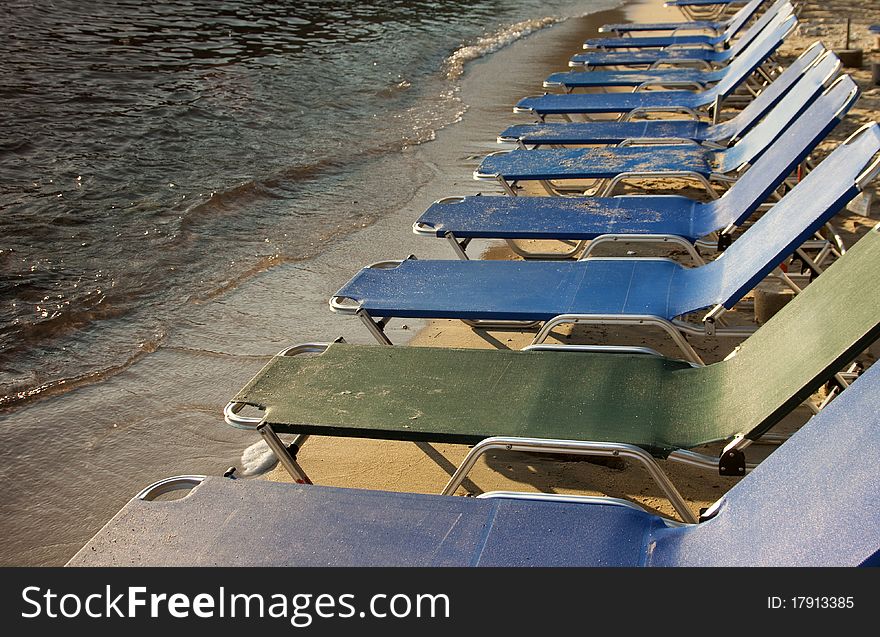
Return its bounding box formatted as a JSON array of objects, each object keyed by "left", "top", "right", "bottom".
[
  {"left": 505, "top": 238, "right": 586, "bottom": 260},
  {"left": 532, "top": 314, "right": 705, "bottom": 365},
  {"left": 461, "top": 318, "right": 543, "bottom": 330},
  {"left": 257, "top": 424, "right": 313, "bottom": 485},
  {"left": 444, "top": 232, "right": 471, "bottom": 260},
  {"left": 442, "top": 436, "right": 698, "bottom": 524},
  {"left": 357, "top": 309, "right": 394, "bottom": 345}
]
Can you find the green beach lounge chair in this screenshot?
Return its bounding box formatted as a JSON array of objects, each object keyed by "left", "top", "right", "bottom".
[{"left": 225, "top": 224, "right": 880, "bottom": 523}]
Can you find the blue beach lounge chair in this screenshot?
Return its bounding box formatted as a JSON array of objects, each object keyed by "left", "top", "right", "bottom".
[
  {"left": 569, "top": 2, "right": 790, "bottom": 69},
  {"left": 415, "top": 122, "right": 879, "bottom": 261},
  {"left": 500, "top": 43, "right": 828, "bottom": 147},
  {"left": 69, "top": 359, "right": 880, "bottom": 566},
  {"left": 519, "top": 13, "right": 796, "bottom": 124},
  {"left": 600, "top": 0, "right": 761, "bottom": 35},
  {"left": 667, "top": 0, "right": 752, "bottom": 23},
  {"left": 332, "top": 120, "right": 880, "bottom": 360},
  {"left": 583, "top": 0, "right": 768, "bottom": 49},
  {"left": 478, "top": 74, "right": 856, "bottom": 197},
  {"left": 542, "top": 36, "right": 818, "bottom": 94},
  {"left": 598, "top": 0, "right": 765, "bottom": 35}
]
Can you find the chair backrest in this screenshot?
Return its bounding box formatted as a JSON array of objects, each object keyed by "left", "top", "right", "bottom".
[
  {"left": 685, "top": 117, "right": 877, "bottom": 316},
  {"left": 729, "top": 0, "right": 793, "bottom": 56},
  {"left": 707, "top": 53, "right": 846, "bottom": 228},
  {"left": 706, "top": 130, "right": 880, "bottom": 433},
  {"left": 720, "top": 0, "right": 770, "bottom": 41},
  {"left": 713, "top": 41, "right": 828, "bottom": 142},
  {"left": 713, "top": 12, "right": 797, "bottom": 99},
  {"left": 716, "top": 57, "right": 850, "bottom": 172},
  {"left": 652, "top": 360, "right": 880, "bottom": 567},
  {"left": 660, "top": 216, "right": 880, "bottom": 476}
]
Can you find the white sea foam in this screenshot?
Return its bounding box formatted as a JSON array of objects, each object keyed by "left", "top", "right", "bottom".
[
  {"left": 443, "top": 16, "right": 561, "bottom": 79},
  {"left": 240, "top": 439, "right": 278, "bottom": 476}
]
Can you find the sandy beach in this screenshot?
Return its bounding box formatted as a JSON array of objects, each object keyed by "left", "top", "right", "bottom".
[{"left": 259, "top": 0, "right": 880, "bottom": 519}]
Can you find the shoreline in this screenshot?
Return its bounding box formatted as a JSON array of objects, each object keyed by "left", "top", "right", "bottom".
[{"left": 0, "top": 0, "right": 635, "bottom": 566}]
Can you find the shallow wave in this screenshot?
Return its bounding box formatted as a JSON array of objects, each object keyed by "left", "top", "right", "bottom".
[
  {"left": 1, "top": 0, "right": 611, "bottom": 415},
  {"left": 0, "top": 330, "right": 167, "bottom": 411},
  {"left": 443, "top": 16, "right": 562, "bottom": 80}
]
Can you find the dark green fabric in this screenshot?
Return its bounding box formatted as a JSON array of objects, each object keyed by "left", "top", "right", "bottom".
[
  {"left": 708, "top": 223, "right": 880, "bottom": 441},
  {"left": 238, "top": 345, "right": 701, "bottom": 455},
  {"left": 234, "top": 226, "right": 880, "bottom": 457}
]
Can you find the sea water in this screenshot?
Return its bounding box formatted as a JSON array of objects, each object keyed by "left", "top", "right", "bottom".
[{"left": 1, "top": 0, "right": 616, "bottom": 407}]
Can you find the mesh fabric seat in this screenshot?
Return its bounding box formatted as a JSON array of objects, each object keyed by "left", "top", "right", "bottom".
[{"left": 521, "top": 12, "right": 794, "bottom": 120}]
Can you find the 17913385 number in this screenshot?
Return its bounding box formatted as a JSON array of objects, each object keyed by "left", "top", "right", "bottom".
[{"left": 767, "top": 597, "right": 854, "bottom": 609}]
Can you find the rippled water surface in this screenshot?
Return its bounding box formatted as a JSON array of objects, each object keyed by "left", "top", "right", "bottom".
[{"left": 0, "top": 0, "right": 610, "bottom": 408}]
